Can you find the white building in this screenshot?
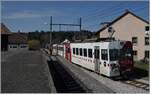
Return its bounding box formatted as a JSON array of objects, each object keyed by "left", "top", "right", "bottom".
[{"left": 8, "top": 32, "right": 28, "bottom": 51}]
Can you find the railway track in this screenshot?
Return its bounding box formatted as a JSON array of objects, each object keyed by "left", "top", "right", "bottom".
[
  {"left": 47, "top": 56, "right": 86, "bottom": 93},
  {"left": 121, "top": 79, "right": 149, "bottom": 91}
]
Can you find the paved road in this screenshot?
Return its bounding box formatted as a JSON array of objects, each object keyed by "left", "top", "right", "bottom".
[{"left": 1, "top": 50, "right": 51, "bottom": 93}]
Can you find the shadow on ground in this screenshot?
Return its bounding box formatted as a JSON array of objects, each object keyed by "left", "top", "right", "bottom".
[{"left": 47, "top": 58, "right": 86, "bottom": 93}]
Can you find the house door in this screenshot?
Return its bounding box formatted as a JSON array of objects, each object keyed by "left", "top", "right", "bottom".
[{"left": 94, "top": 46, "right": 100, "bottom": 73}]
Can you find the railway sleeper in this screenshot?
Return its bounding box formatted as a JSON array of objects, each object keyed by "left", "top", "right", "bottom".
[{"left": 47, "top": 57, "right": 86, "bottom": 93}]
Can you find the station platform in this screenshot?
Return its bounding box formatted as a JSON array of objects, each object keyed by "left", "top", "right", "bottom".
[
  {"left": 1, "top": 50, "right": 52, "bottom": 93},
  {"left": 50, "top": 55, "right": 114, "bottom": 93}
]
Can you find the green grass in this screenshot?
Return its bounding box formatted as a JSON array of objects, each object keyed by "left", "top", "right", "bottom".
[
  {"left": 134, "top": 61, "right": 149, "bottom": 81},
  {"left": 134, "top": 61, "right": 149, "bottom": 71}
]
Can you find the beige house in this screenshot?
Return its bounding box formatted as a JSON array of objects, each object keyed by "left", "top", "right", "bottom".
[{"left": 96, "top": 10, "right": 149, "bottom": 61}]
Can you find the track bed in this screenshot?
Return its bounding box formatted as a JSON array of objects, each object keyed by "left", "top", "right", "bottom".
[{"left": 47, "top": 57, "right": 86, "bottom": 93}]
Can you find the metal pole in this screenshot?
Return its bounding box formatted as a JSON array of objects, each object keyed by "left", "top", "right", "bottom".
[
  {"left": 79, "top": 17, "right": 82, "bottom": 31},
  {"left": 50, "top": 16, "right": 52, "bottom": 48},
  {"left": 59, "top": 24, "right": 61, "bottom": 32}
]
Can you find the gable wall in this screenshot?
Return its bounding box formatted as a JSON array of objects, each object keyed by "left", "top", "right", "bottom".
[{"left": 99, "top": 13, "right": 149, "bottom": 60}]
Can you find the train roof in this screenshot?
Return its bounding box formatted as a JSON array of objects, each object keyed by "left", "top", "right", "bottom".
[
  {"left": 71, "top": 40, "right": 120, "bottom": 44},
  {"left": 73, "top": 37, "right": 115, "bottom": 43}
]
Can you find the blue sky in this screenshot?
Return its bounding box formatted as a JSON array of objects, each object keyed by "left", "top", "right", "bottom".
[{"left": 1, "top": 1, "right": 149, "bottom": 32}]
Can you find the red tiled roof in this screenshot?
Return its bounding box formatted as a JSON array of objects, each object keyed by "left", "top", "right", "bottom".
[
  {"left": 8, "top": 33, "right": 28, "bottom": 44},
  {"left": 1, "top": 23, "right": 11, "bottom": 35}
]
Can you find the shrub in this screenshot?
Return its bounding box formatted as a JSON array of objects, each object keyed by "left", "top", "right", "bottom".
[{"left": 28, "top": 40, "right": 40, "bottom": 50}]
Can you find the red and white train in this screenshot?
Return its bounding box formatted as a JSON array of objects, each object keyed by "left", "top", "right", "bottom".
[{"left": 52, "top": 40, "right": 133, "bottom": 77}]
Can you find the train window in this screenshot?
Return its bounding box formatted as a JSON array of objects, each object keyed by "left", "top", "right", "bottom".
[
  {"left": 109, "top": 49, "right": 118, "bottom": 61},
  {"left": 73, "top": 48, "right": 75, "bottom": 54},
  {"left": 76, "top": 48, "right": 79, "bottom": 55},
  {"left": 88, "top": 49, "right": 93, "bottom": 58},
  {"left": 121, "top": 49, "right": 132, "bottom": 59},
  {"left": 80, "top": 48, "right": 82, "bottom": 56},
  {"left": 101, "top": 49, "right": 108, "bottom": 60},
  {"left": 59, "top": 47, "right": 63, "bottom": 51},
  {"left": 94, "top": 49, "right": 100, "bottom": 59},
  {"left": 67, "top": 48, "right": 70, "bottom": 53},
  {"left": 83, "top": 49, "right": 87, "bottom": 57},
  {"left": 62, "top": 47, "right": 64, "bottom": 51}
]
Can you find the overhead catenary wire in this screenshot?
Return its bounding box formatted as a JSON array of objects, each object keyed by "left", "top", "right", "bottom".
[
  {"left": 82, "top": 2, "right": 125, "bottom": 21},
  {"left": 83, "top": 6, "right": 148, "bottom": 31},
  {"left": 84, "top": 9, "right": 147, "bottom": 31},
  {"left": 82, "top": 1, "right": 145, "bottom": 22}
]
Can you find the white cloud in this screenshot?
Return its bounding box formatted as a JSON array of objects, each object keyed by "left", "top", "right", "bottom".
[{"left": 2, "top": 10, "right": 65, "bottom": 19}]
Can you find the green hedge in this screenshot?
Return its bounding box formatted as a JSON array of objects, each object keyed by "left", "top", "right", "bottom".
[{"left": 28, "top": 40, "right": 40, "bottom": 50}]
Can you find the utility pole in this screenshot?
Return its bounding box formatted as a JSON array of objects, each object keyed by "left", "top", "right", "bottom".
[
  {"left": 50, "top": 16, "right": 52, "bottom": 49},
  {"left": 79, "top": 17, "right": 82, "bottom": 31},
  {"left": 48, "top": 17, "right": 81, "bottom": 43},
  {"left": 59, "top": 24, "right": 61, "bottom": 31}
]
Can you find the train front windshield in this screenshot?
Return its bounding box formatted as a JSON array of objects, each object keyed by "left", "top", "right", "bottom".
[
  {"left": 120, "top": 49, "right": 132, "bottom": 59},
  {"left": 109, "top": 49, "right": 132, "bottom": 61}
]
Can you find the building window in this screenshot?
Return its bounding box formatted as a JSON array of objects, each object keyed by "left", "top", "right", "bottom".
[
  {"left": 76, "top": 48, "right": 78, "bottom": 55},
  {"left": 13, "top": 45, "right": 17, "bottom": 48},
  {"left": 133, "top": 50, "right": 137, "bottom": 60},
  {"left": 145, "top": 50, "right": 149, "bottom": 58},
  {"left": 132, "top": 37, "right": 138, "bottom": 46},
  {"left": 101, "top": 49, "right": 108, "bottom": 60},
  {"left": 21, "top": 45, "right": 27, "bottom": 48},
  {"left": 133, "top": 50, "right": 137, "bottom": 55},
  {"left": 145, "top": 26, "right": 149, "bottom": 31},
  {"left": 83, "top": 48, "right": 87, "bottom": 57},
  {"left": 80, "top": 48, "right": 82, "bottom": 56},
  {"left": 145, "top": 37, "right": 149, "bottom": 45},
  {"left": 73, "top": 48, "right": 75, "bottom": 54},
  {"left": 88, "top": 49, "right": 93, "bottom": 58}
]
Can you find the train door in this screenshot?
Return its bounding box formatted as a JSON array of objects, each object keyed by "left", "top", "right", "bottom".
[
  {"left": 94, "top": 46, "right": 100, "bottom": 73},
  {"left": 62, "top": 45, "right": 64, "bottom": 57},
  {"left": 55, "top": 45, "right": 59, "bottom": 55},
  {"left": 65, "top": 43, "right": 71, "bottom": 62},
  {"left": 100, "top": 49, "right": 109, "bottom": 75}
]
